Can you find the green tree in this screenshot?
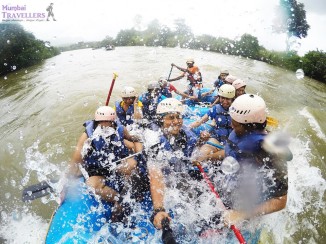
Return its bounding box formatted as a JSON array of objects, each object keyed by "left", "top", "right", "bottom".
[
  {"left": 235, "top": 34, "right": 261, "bottom": 59},
  {"left": 173, "top": 19, "right": 194, "bottom": 48},
  {"left": 273, "top": 0, "right": 310, "bottom": 51},
  {"left": 0, "top": 22, "right": 60, "bottom": 76},
  {"left": 302, "top": 50, "right": 326, "bottom": 82}
]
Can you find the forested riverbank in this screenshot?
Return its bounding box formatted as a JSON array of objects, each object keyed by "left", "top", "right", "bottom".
[{"left": 0, "top": 23, "right": 60, "bottom": 76}]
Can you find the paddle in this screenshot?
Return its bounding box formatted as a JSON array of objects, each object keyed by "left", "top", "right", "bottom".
[
  {"left": 167, "top": 65, "right": 173, "bottom": 81},
  {"left": 266, "top": 116, "right": 279, "bottom": 127},
  {"left": 22, "top": 179, "right": 57, "bottom": 202},
  {"left": 193, "top": 161, "right": 246, "bottom": 244},
  {"left": 105, "top": 72, "right": 118, "bottom": 106},
  {"left": 161, "top": 217, "right": 177, "bottom": 244}
]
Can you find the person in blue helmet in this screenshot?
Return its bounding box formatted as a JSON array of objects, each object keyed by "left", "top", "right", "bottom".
[
  {"left": 218, "top": 94, "right": 291, "bottom": 226},
  {"left": 68, "top": 106, "right": 144, "bottom": 221}
]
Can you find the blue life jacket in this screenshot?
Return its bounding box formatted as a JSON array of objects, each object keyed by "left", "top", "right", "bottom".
[
  {"left": 222, "top": 130, "right": 289, "bottom": 208},
  {"left": 214, "top": 78, "right": 224, "bottom": 88},
  {"left": 115, "top": 101, "right": 135, "bottom": 126},
  {"left": 160, "top": 87, "right": 172, "bottom": 98},
  {"left": 225, "top": 130, "right": 266, "bottom": 162},
  {"left": 83, "top": 120, "right": 128, "bottom": 171},
  {"left": 159, "top": 127, "right": 198, "bottom": 173},
  {"left": 208, "top": 104, "right": 233, "bottom": 144},
  {"left": 141, "top": 92, "right": 166, "bottom": 121}
]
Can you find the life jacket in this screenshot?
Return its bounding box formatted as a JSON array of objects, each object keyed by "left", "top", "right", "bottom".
[
  {"left": 225, "top": 130, "right": 266, "bottom": 162},
  {"left": 115, "top": 101, "right": 135, "bottom": 126},
  {"left": 83, "top": 120, "right": 128, "bottom": 171},
  {"left": 209, "top": 104, "right": 233, "bottom": 144},
  {"left": 214, "top": 78, "right": 224, "bottom": 89},
  {"left": 141, "top": 92, "right": 165, "bottom": 121},
  {"left": 159, "top": 127, "right": 198, "bottom": 173},
  {"left": 160, "top": 87, "right": 172, "bottom": 98}
]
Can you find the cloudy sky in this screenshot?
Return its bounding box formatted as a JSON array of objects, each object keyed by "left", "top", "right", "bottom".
[{"left": 2, "top": 0, "right": 325, "bottom": 55}]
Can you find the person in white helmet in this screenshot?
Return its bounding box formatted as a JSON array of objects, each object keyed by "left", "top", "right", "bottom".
[
  {"left": 139, "top": 81, "right": 166, "bottom": 126},
  {"left": 189, "top": 84, "right": 236, "bottom": 162},
  {"left": 147, "top": 98, "right": 208, "bottom": 229},
  {"left": 218, "top": 94, "right": 291, "bottom": 227},
  {"left": 114, "top": 86, "right": 143, "bottom": 152},
  {"left": 167, "top": 58, "right": 202, "bottom": 95},
  {"left": 114, "top": 86, "right": 143, "bottom": 126},
  {"left": 201, "top": 69, "right": 230, "bottom": 101},
  {"left": 232, "top": 79, "right": 247, "bottom": 98},
  {"left": 68, "top": 106, "right": 144, "bottom": 222},
  {"left": 158, "top": 77, "right": 193, "bottom": 100}
]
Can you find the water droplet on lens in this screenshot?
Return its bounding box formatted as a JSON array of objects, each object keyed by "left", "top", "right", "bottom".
[
  {"left": 288, "top": 36, "right": 301, "bottom": 52},
  {"left": 296, "top": 69, "right": 304, "bottom": 79},
  {"left": 221, "top": 156, "right": 240, "bottom": 174}
]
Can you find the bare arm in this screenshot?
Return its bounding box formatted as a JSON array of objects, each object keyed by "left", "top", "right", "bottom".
[
  {"left": 210, "top": 96, "right": 220, "bottom": 107},
  {"left": 68, "top": 132, "right": 88, "bottom": 177},
  {"left": 224, "top": 195, "right": 287, "bottom": 225},
  {"left": 123, "top": 127, "right": 141, "bottom": 142},
  {"left": 148, "top": 166, "right": 170, "bottom": 229},
  {"left": 168, "top": 74, "right": 185, "bottom": 82},
  {"left": 133, "top": 96, "right": 143, "bottom": 120},
  {"left": 189, "top": 114, "right": 209, "bottom": 129}
]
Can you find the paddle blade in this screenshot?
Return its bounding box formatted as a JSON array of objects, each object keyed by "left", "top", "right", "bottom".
[
  {"left": 22, "top": 181, "right": 53, "bottom": 202},
  {"left": 267, "top": 116, "right": 279, "bottom": 128},
  {"left": 162, "top": 218, "right": 177, "bottom": 244}
]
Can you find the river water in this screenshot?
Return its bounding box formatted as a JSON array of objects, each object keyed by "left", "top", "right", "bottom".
[{"left": 0, "top": 46, "right": 325, "bottom": 243}]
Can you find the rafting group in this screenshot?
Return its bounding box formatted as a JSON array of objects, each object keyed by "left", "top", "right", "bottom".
[{"left": 44, "top": 58, "right": 293, "bottom": 243}]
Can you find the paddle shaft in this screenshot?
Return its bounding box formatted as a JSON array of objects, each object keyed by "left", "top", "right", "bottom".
[
  {"left": 105, "top": 72, "right": 118, "bottom": 106},
  {"left": 196, "top": 163, "right": 246, "bottom": 244},
  {"left": 161, "top": 217, "right": 177, "bottom": 244},
  {"left": 167, "top": 65, "right": 173, "bottom": 81}
]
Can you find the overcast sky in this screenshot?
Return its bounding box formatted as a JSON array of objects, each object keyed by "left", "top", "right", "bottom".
[{"left": 2, "top": 0, "right": 325, "bottom": 56}]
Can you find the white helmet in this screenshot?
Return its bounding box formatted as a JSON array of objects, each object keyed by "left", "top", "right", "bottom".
[
  {"left": 121, "top": 86, "right": 137, "bottom": 98},
  {"left": 95, "top": 106, "right": 116, "bottom": 121},
  {"left": 229, "top": 94, "right": 266, "bottom": 124},
  {"left": 186, "top": 58, "right": 194, "bottom": 64},
  {"left": 232, "top": 79, "right": 246, "bottom": 90},
  {"left": 148, "top": 81, "right": 160, "bottom": 90},
  {"left": 218, "top": 84, "right": 235, "bottom": 98},
  {"left": 158, "top": 78, "right": 168, "bottom": 87},
  {"left": 157, "top": 98, "right": 184, "bottom": 115},
  {"left": 220, "top": 69, "right": 229, "bottom": 75},
  {"left": 225, "top": 75, "right": 237, "bottom": 84}
]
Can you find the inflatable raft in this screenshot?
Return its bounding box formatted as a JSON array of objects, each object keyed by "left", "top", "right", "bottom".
[{"left": 45, "top": 177, "right": 157, "bottom": 244}]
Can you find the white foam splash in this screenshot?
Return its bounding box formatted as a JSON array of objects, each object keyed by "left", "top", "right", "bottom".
[
  {"left": 299, "top": 107, "right": 326, "bottom": 142},
  {"left": 0, "top": 211, "right": 48, "bottom": 243}
]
